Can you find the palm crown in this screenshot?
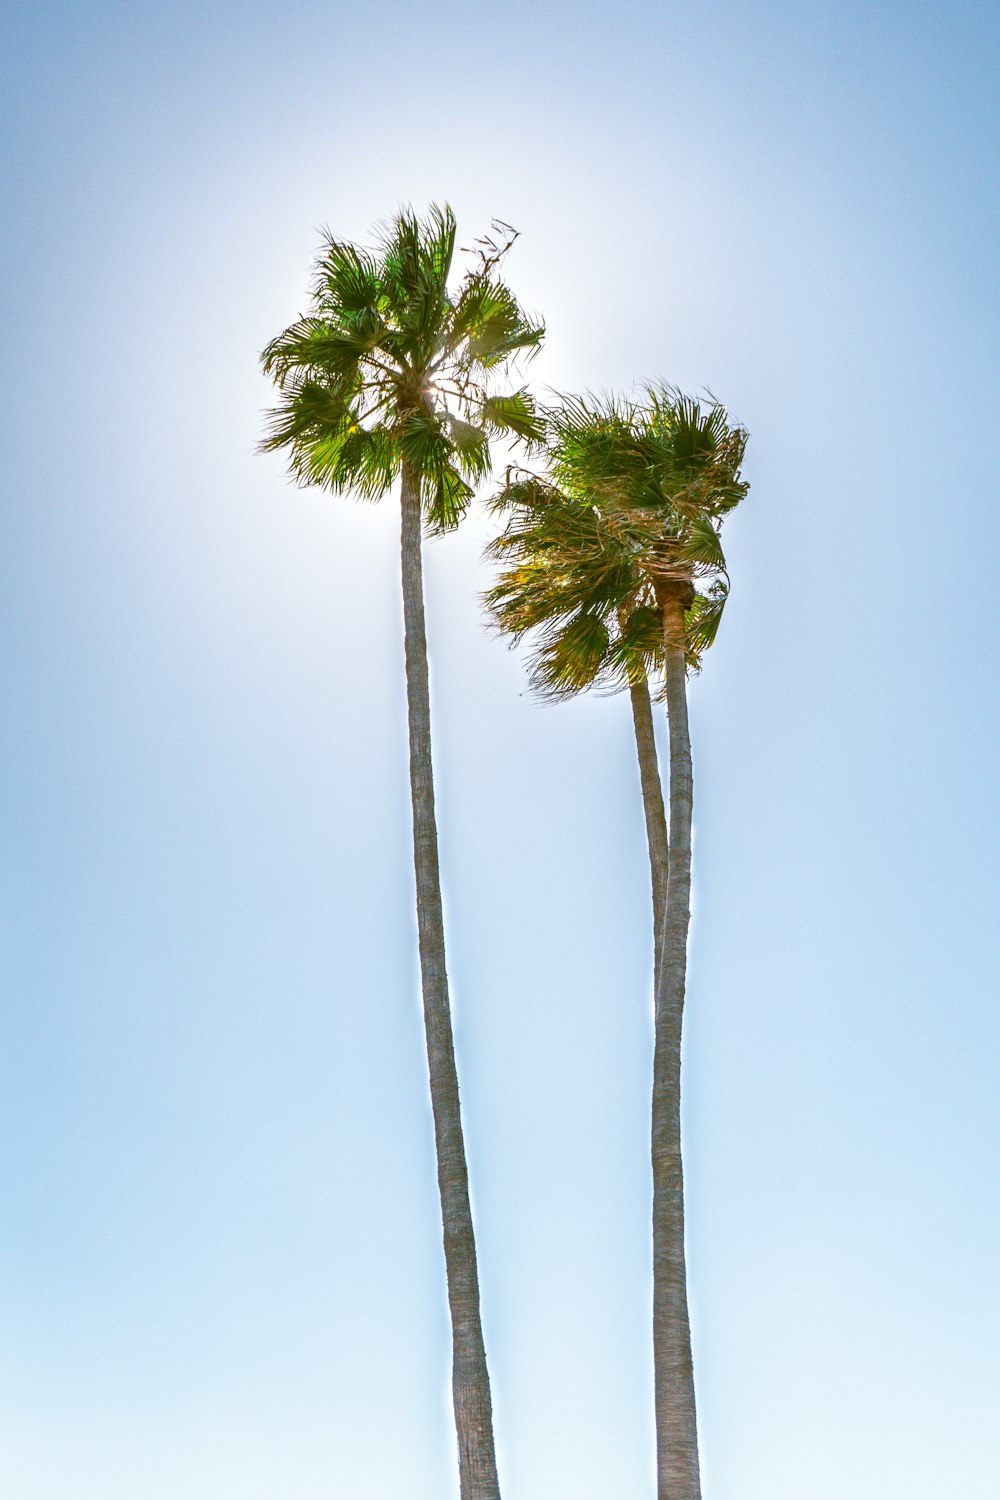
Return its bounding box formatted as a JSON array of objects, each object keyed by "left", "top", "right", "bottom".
[
  {"left": 485, "top": 386, "right": 748, "bottom": 696},
  {"left": 260, "top": 204, "right": 544, "bottom": 529}
]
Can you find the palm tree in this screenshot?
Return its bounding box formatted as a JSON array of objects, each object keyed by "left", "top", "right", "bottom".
[
  {"left": 485, "top": 388, "right": 748, "bottom": 1500},
  {"left": 260, "top": 204, "right": 543, "bottom": 1500}
]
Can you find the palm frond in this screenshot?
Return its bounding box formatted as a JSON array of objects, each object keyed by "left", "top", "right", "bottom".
[
  {"left": 527, "top": 612, "right": 611, "bottom": 699},
  {"left": 678, "top": 513, "right": 727, "bottom": 570},
  {"left": 286, "top": 415, "right": 398, "bottom": 498},
  {"left": 685, "top": 578, "right": 730, "bottom": 669},
  {"left": 480, "top": 389, "right": 545, "bottom": 445},
  {"left": 425, "top": 465, "right": 475, "bottom": 532},
  {"left": 444, "top": 414, "right": 491, "bottom": 483},
  {"left": 312, "top": 237, "right": 387, "bottom": 323}
]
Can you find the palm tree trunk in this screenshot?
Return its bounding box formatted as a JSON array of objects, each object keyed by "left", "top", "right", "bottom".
[
  {"left": 629, "top": 677, "right": 669, "bottom": 993},
  {"left": 399, "top": 461, "right": 501, "bottom": 1500},
  {"left": 651, "top": 583, "right": 701, "bottom": 1500}
]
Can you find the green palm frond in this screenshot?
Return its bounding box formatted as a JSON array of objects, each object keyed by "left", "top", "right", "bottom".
[
  {"left": 610, "top": 604, "right": 669, "bottom": 685},
  {"left": 484, "top": 472, "right": 555, "bottom": 522},
  {"left": 444, "top": 414, "right": 491, "bottom": 483},
  {"left": 312, "top": 239, "right": 386, "bottom": 323},
  {"left": 284, "top": 412, "right": 397, "bottom": 498},
  {"left": 527, "top": 611, "right": 611, "bottom": 699},
  {"left": 678, "top": 512, "right": 727, "bottom": 570},
  {"left": 480, "top": 390, "right": 544, "bottom": 445},
  {"left": 448, "top": 269, "right": 543, "bottom": 369},
  {"left": 263, "top": 322, "right": 385, "bottom": 383},
  {"left": 399, "top": 406, "right": 453, "bottom": 469},
  {"left": 377, "top": 204, "right": 456, "bottom": 336},
  {"left": 685, "top": 579, "right": 729, "bottom": 667},
  {"left": 259, "top": 375, "right": 358, "bottom": 451},
  {"left": 426, "top": 466, "right": 475, "bottom": 532}
]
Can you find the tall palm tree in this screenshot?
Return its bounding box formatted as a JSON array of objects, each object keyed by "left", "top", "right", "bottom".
[
  {"left": 485, "top": 389, "right": 747, "bottom": 1500},
  {"left": 260, "top": 204, "right": 543, "bottom": 1500}
]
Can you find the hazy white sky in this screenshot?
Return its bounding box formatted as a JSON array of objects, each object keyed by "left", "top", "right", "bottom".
[{"left": 2, "top": 2, "right": 999, "bottom": 1497}]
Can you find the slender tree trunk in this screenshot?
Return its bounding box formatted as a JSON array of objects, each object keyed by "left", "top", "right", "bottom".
[
  {"left": 629, "top": 677, "right": 669, "bottom": 993},
  {"left": 651, "top": 582, "right": 701, "bottom": 1500},
  {"left": 399, "top": 462, "right": 501, "bottom": 1500}
]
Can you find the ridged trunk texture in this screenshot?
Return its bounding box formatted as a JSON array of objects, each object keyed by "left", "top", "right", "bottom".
[
  {"left": 651, "top": 584, "right": 702, "bottom": 1500},
  {"left": 399, "top": 463, "right": 501, "bottom": 1500},
  {"left": 629, "top": 677, "right": 669, "bottom": 993}
]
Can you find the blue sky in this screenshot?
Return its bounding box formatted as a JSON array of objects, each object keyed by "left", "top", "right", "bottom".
[{"left": 2, "top": 1, "right": 999, "bottom": 1496}]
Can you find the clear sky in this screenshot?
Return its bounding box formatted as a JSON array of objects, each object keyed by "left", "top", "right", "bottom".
[{"left": 2, "top": 1, "right": 998, "bottom": 1497}]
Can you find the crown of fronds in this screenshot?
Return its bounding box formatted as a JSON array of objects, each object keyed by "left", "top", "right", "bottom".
[
  {"left": 485, "top": 386, "right": 748, "bottom": 697},
  {"left": 260, "top": 205, "right": 544, "bottom": 530}
]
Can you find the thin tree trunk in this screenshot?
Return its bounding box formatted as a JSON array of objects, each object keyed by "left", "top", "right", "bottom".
[
  {"left": 629, "top": 677, "right": 669, "bottom": 993},
  {"left": 651, "top": 583, "right": 701, "bottom": 1500},
  {"left": 399, "top": 462, "right": 501, "bottom": 1500}
]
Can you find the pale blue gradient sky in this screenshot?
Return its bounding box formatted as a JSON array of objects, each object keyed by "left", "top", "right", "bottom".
[{"left": 2, "top": 2, "right": 998, "bottom": 1497}]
